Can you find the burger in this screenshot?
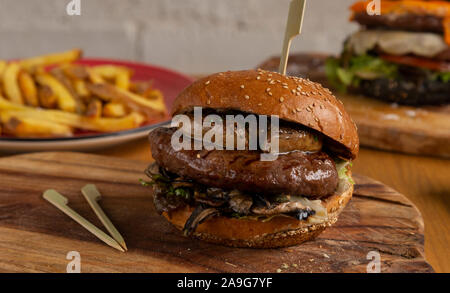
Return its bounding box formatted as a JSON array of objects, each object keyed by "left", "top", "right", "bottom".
[
  {"left": 326, "top": 0, "right": 450, "bottom": 105},
  {"left": 143, "top": 69, "right": 359, "bottom": 248}
]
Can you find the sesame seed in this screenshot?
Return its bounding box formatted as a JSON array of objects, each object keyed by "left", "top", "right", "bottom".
[
  {"left": 244, "top": 95, "right": 250, "bottom": 100},
  {"left": 258, "top": 103, "right": 262, "bottom": 106},
  {"left": 205, "top": 80, "right": 210, "bottom": 85},
  {"left": 196, "top": 154, "right": 201, "bottom": 158},
  {"left": 292, "top": 109, "right": 296, "bottom": 114},
  {"left": 280, "top": 97, "right": 285, "bottom": 102},
  {"left": 283, "top": 85, "right": 289, "bottom": 89},
  {"left": 268, "top": 74, "right": 273, "bottom": 77},
  {"left": 291, "top": 90, "right": 296, "bottom": 94},
  {"left": 266, "top": 88, "right": 271, "bottom": 92},
  {"left": 296, "top": 107, "right": 301, "bottom": 112},
  {"left": 268, "top": 92, "right": 273, "bottom": 96},
  {"left": 240, "top": 85, "right": 245, "bottom": 89},
  {"left": 256, "top": 76, "right": 261, "bottom": 80},
  {"left": 207, "top": 99, "right": 211, "bottom": 105},
  {"left": 306, "top": 108, "right": 311, "bottom": 112},
  {"left": 270, "top": 80, "right": 276, "bottom": 84}
]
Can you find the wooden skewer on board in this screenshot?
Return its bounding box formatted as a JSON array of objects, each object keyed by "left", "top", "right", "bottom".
[
  {"left": 43, "top": 189, "right": 125, "bottom": 252},
  {"left": 279, "top": 0, "right": 307, "bottom": 75},
  {"left": 81, "top": 184, "right": 128, "bottom": 251}
]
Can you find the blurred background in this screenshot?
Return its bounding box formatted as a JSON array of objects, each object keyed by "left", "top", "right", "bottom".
[{"left": 0, "top": 0, "right": 357, "bottom": 73}]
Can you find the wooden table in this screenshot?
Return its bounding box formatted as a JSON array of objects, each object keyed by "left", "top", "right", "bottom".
[{"left": 95, "top": 138, "right": 450, "bottom": 273}]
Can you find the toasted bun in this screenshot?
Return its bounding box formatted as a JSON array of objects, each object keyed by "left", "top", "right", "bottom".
[
  {"left": 172, "top": 70, "right": 359, "bottom": 159},
  {"left": 162, "top": 174, "right": 354, "bottom": 248}
]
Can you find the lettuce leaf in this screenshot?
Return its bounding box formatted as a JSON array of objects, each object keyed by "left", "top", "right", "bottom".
[
  {"left": 335, "top": 159, "right": 355, "bottom": 185},
  {"left": 326, "top": 54, "right": 398, "bottom": 92},
  {"left": 432, "top": 71, "right": 450, "bottom": 83}
]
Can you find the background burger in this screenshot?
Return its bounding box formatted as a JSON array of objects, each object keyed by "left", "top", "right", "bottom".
[
  {"left": 326, "top": 0, "right": 450, "bottom": 106},
  {"left": 144, "top": 69, "right": 359, "bottom": 248}
]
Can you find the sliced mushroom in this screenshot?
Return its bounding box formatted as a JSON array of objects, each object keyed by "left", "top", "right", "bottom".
[
  {"left": 228, "top": 190, "right": 253, "bottom": 214},
  {"left": 183, "top": 205, "right": 220, "bottom": 236}
]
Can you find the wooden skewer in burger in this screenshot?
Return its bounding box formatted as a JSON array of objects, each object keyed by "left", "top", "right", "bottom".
[{"left": 143, "top": 0, "right": 359, "bottom": 248}]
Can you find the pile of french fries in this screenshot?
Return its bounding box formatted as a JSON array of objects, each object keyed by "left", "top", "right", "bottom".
[{"left": 0, "top": 49, "right": 168, "bottom": 138}]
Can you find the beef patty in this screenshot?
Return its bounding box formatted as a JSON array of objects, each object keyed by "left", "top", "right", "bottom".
[
  {"left": 149, "top": 127, "right": 338, "bottom": 198},
  {"left": 359, "top": 77, "right": 450, "bottom": 106},
  {"left": 353, "top": 12, "right": 444, "bottom": 35}
]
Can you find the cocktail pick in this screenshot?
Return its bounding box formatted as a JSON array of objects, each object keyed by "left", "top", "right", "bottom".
[
  {"left": 43, "top": 189, "right": 125, "bottom": 252},
  {"left": 279, "top": 0, "right": 307, "bottom": 75},
  {"left": 81, "top": 184, "right": 128, "bottom": 251}
]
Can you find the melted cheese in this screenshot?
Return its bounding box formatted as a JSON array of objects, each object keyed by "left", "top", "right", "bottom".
[{"left": 348, "top": 30, "right": 448, "bottom": 58}]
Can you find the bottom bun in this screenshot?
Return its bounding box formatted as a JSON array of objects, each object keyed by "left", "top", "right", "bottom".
[{"left": 162, "top": 174, "right": 354, "bottom": 248}]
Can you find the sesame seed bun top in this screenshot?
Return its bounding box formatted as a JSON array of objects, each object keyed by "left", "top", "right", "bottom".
[{"left": 172, "top": 69, "right": 359, "bottom": 159}]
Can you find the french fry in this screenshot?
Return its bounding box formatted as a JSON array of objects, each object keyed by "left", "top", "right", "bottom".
[
  {"left": 19, "top": 49, "right": 82, "bottom": 71},
  {"left": 91, "top": 65, "right": 130, "bottom": 79},
  {"left": 103, "top": 102, "right": 127, "bottom": 118},
  {"left": 129, "top": 81, "right": 153, "bottom": 95},
  {"left": 0, "top": 60, "right": 7, "bottom": 80},
  {"left": 144, "top": 89, "right": 164, "bottom": 101},
  {"left": 87, "top": 68, "right": 105, "bottom": 84},
  {"left": 1, "top": 113, "right": 73, "bottom": 138},
  {"left": 0, "top": 97, "right": 145, "bottom": 133},
  {"left": 115, "top": 70, "right": 130, "bottom": 90},
  {"left": 3, "top": 62, "right": 23, "bottom": 104},
  {"left": 38, "top": 85, "right": 58, "bottom": 109},
  {"left": 86, "top": 83, "right": 166, "bottom": 117},
  {"left": 85, "top": 99, "right": 102, "bottom": 118},
  {"left": 62, "top": 64, "right": 89, "bottom": 80},
  {"left": 18, "top": 71, "right": 39, "bottom": 107},
  {"left": 35, "top": 73, "right": 77, "bottom": 112},
  {"left": 73, "top": 79, "right": 90, "bottom": 97},
  {"left": 50, "top": 67, "right": 85, "bottom": 113}
]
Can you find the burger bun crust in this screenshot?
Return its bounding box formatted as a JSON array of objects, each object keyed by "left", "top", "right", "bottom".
[{"left": 172, "top": 70, "right": 359, "bottom": 159}]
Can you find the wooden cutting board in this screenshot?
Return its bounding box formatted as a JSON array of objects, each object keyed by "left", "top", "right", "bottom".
[
  {"left": 259, "top": 54, "right": 450, "bottom": 158},
  {"left": 0, "top": 152, "right": 433, "bottom": 273}
]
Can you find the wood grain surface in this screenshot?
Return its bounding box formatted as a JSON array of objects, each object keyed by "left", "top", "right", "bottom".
[
  {"left": 0, "top": 152, "right": 432, "bottom": 273},
  {"left": 258, "top": 53, "right": 450, "bottom": 158}
]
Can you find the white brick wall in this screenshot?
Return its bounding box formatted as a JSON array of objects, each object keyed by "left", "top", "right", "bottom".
[{"left": 0, "top": 0, "right": 358, "bottom": 73}]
